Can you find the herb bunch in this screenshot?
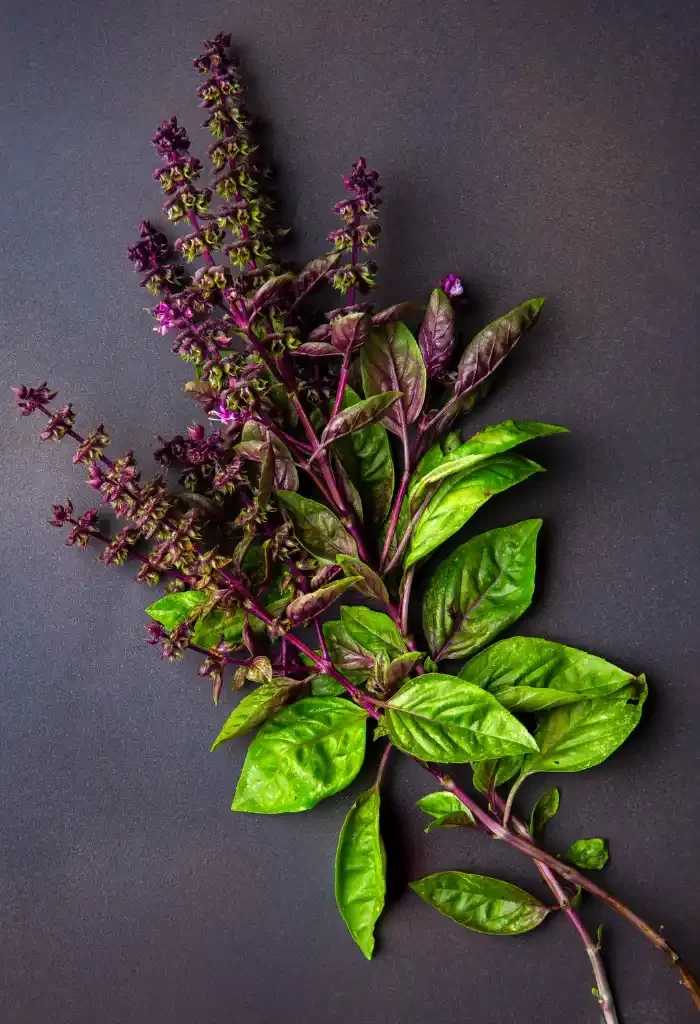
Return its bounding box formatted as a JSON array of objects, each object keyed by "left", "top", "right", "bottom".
[{"left": 14, "top": 33, "right": 700, "bottom": 1023}]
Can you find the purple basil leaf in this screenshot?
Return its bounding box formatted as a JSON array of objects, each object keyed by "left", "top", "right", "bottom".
[
  {"left": 372, "top": 301, "right": 423, "bottom": 325},
  {"left": 331, "top": 312, "right": 371, "bottom": 353},
  {"left": 321, "top": 392, "right": 402, "bottom": 446},
  {"left": 286, "top": 576, "right": 362, "bottom": 626},
  {"left": 252, "top": 272, "right": 295, "bottom": 310},
  {"left": 294, "top": 341, "right": 342, "bottom": 357},
  {"left": 419, "top": 288, "right": 455, "bottom": 378},
  {"left": 360, "top": 323, "right": 427, "bottom": 436},
  {"left": 456, "top": 298, "right": 545, "bottom": 396},
  {"left": 292, "top": 253, "right": 342, "bottom": 303}
]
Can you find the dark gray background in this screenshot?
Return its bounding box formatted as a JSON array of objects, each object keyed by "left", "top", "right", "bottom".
[{"left": 1, "top": 1, "right": 698, "bottom": 1022}]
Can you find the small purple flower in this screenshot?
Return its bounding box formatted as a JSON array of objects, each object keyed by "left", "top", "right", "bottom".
[
  {"left": 343, "top": 157, "right": 381, "bottom": 205},
  {"left": 12, "top": 383, "right": 57, "bottom": 416},
  {"left": 145, "top": 622, "right": 168, "bottom": 645},
  {"left": 441, "top": 274, "right": 464, "bottom": 298},
  {"left": 39, "top": 404, "right": 75, "bottom": 441},
  {"left": 88, "top": 464, "right": 105, "bottom": 490},
  {"left": 152, "top": 117, "right": 191, "bottom": 159},
  {"left": 210, "top": 401, "right": 242, "bottom": 426},
  {"left": 152, "top": 299, "right": 194, "bottom": 335},
  {"left": 49, "top": 500, "right": 73, "bottom": 527}
]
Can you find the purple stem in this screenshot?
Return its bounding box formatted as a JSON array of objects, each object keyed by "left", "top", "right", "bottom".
[{"left": 491, "top": 791, "right": 619, "bottom": 1024}]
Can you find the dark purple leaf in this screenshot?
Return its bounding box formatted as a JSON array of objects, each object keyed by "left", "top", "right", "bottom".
[
  {"left": 419, "top": 288, "right": 455, "bottom": 378},
  {"left": 294, "top": 341, "right": 341, "bottom": 357},
  {"left": 331, "top": 312, "right": 371, "bottom": 353},
  {"left": 456, "top": 298, "right": 545, "bottom": 396},
  {"left": 292, "top": 253, "right": 342, "bottom": 302},
  {"left": 360, "top": 323, "right": 427, "bottom": 436},
  {"left": 321, "top": 392, "right": 402, "bottom": 446},
  {"left": 253, "top": 273, "right": 295, "bottom": 310},
  {"left": 286, "top": 576, "right": 362, "bottom": 625},
  {"left": 372, "top": 301, "right": 423, "bottom": 325}
]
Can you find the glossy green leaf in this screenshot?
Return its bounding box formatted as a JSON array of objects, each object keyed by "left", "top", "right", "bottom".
[
  {"left": 566, "top": 838, "right": 609, "bottom": 870},
  {"left": 191, "top": 606, "right": 246, "bottom": 648},
  {"left": 335, "top": 387, "right": 395, "bottom": 527},
  {"left": 411, "top": 871, "right": 549, "bottom": 935},
  {"left": 417, "top": 791, "right": 476, "bottom": 832},
  {"left": 310, "top": 674, "right": 346, "bottom": 697},
  {"left": 232, "top": 697, "right": 368, "bottom": 813},
  {"left": 361, "top": 322, "right": 427, "bottom": 435},
  {"left": 211, "top": 682, "right": 298, "bottom": 750},
  {"left": 461, "top": 637, "right": 638, "bottom": 712},
  {"left": 522, "top": 677, "right": 647, "bottom": 775},
  {"left": 529, "top": 787, "right": 560, "bottom": 836},
  {"left": 455, "top": 298, "right": 545, "bottom": 396},
  {"left": 285, "top": 576, "right": 361, "bottom": 625},
  {"left": 276, "top": 490, "right": 358, "bottom": 561},
  {"left": 423, "top": 520, "right": 541, "bottom": 661},
  {"left": 335, "top": 787, "right": 386, "bottom": 959},
  {"left": 340, "top": 606, "right": 407, "bottom": 659},
  {"left": 335, "top": 554, "right": 390, "bottom": 605},
  {"left": 418, "top": 288, "right": 455, "bottom": 378},
  {"left": 472, "top": 756, "right": 523, "bottom": 794},
  {"left": 146, "top": 590, "right": 206, "bottom": 630},
  {"left": 322, "top": 392, "right": 402, "bottom": 447},
  {"left": 383, "top": 673, "right": 539, "bottom": 762},
  {"left": 406, "top": 454, "right": 544, "bottom": 567},
  {"left": 409, "top": 420, "right": 566, "bottom": 514}
]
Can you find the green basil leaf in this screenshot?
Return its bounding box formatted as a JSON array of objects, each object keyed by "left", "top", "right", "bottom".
[
  {"left": 418, "top": 287, "right": 455, "bottom": 378},
  {"left": 335, "top": 787, "right": 386, "bottom": 959},
  {"left": 211, "top": 682, "right": 298, "bottom": 750},
  {"left": 529, "top": 787, "right": 560, "bottom": 836},
  {"left": 322, "top": 392, "right": 402, "bottom": 446},
  {"left": 411, "top": 871, "right": 549, "bottom": 935},
  {"left": 311, "top": 674, "right": 347, "bottom": 697},
  {"left": 409, "top": 419, "right": 566, "bottom": 514},
  {"left": 522, "top": 677, "right": 648, "bottom": 775},
  {"left": 455, "top": 298, "right": 545, "bottom": 396},
  {"left": 232, "top": 697, "right": 369, "bottom": 813},
  {"left": 423, "top": 520, "right": 541, "bottom": 661},
  {"left": 406, "top": 454, "right": 544, "bottom": 567},
  {"left": 361, "top": 322, "right": 427, "bottom": 435},
  {"left": 336, "top": 553, "right": 390, "bottom": 605},
  {"left": 276, "top": 490, "right": 359, "bottom": 561},
  {"left": 335, "top": 386, "right": 395, "bottom": 527},
  {"left": 416, "top": 791, "right": 476, "bottom": 832},
  {"left": 340, "top": 606, "right": 407, "bottom": 659},
  {"left": 146, "top": 590, "right": 206, "bottom": 630},
  {"left": 285, "top": 576, "right": 361, "bottom": 626},
  {"left": 461, "top": 637, "right": 638, "bottom": 711},
  {"left": 566, "top": 838, "right": 609, "bottom": 870},
  {"left": 323, "top": 620, "right": 375, "bottom": 681},
  {"left": 191, "top": 607, "right": 246, "bottom": 649},
  {"left": 383, "top": 673, "right": 538, "bottom": 762},
  {"left": 472, "top": 757, "right": 523, "bottom": 794}
]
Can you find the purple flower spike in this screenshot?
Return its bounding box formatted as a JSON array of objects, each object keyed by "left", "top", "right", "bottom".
[
  {"left": 152, "top": 117, "right": 191, "bottom": 159},
  {"left": 442, "top": 274, "right": 464, "bottom": 298},
  {"left": 12, "top": 383, "right": 57, "bottom": 416}
]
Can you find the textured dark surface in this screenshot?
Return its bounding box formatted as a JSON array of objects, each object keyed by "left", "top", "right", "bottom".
[{"left": 1, "top": 2, "right": 699, "bottom": 1022}]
